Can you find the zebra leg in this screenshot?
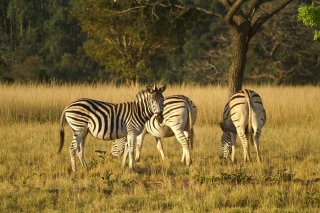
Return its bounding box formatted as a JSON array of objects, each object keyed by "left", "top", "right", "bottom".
[
  {"left": 172, "top": 129, "right": 191, "bottom": 166},
  {"left": 230, "top": 132, "right": 236, "bottom": 163},
  {"left": 183, "top": 131, "right": 191, "bottom": 150},
  {"left": 135, "top": 129, "right": 147, "bottom": 162},
  {"left": 253, "top": 129, "right": 262, "bottom": 163},
  {"left": 237, "top": 129, "right": 251, "bottom": 163},
  {"left": 69, "top": 136, "right": 78, "bottom": 172},
  {"left": 155, "top": 137, "right": 165, "bottom": 160},
  {"left": 121, "top": 142, "right": 129, "bottom": 169},
  {"left": 183, "top": 130, "right": 193, "bottom": 164},
  {"left": 127, "top": 133, "right": 137, "bottom": 170},
  {"left": 76, "top": 132, "right": 88, "bottom": 170}
]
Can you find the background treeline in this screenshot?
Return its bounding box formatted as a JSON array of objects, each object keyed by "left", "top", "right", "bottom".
[{"left": 0, "top": 0, "right": 319, "bottom": 84}]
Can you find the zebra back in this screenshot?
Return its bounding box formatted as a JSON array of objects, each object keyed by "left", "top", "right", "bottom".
[
  {"left": 145, "top": 95, "right": 197, "bottom": 135},
  {"left": 222, "top": 89, "right": 265, "bottom": 126}
]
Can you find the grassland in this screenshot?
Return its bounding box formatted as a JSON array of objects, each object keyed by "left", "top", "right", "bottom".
[{"left": 0, "top": 83, "right": 319, "bottom": 212}]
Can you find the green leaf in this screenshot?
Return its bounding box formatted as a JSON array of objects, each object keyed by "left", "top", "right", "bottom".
[
  {"left": 314, "top": 30, "right": 320, "bottom": 40},
  {"left": 298, "top": 3, "right": 320, "bottom": 40}
]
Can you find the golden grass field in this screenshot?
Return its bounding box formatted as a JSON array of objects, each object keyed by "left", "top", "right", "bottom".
[{"left": 0, "top": 83, "right": 320, "bottom": 212}]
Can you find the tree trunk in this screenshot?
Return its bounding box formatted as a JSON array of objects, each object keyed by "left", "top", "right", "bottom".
[{"left": 228, "top": 30, "right": 249, "bottom": 97}]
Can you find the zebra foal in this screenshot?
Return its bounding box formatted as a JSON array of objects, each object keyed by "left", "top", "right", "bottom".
[
  {"left": 58, "top": 84, "right": 166, "bottom": 171},
  {"left": 219, "top": 89, "right": 266, "bottom": 163},
  {"left": 112, "top": 95, "right": 197, "bottom": 166}
]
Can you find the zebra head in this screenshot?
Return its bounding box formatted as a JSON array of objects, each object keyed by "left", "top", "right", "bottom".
[
  {"left": 220, "top": 131, "right": 232, "bottom": 159},
  {"left": 146, "top": 83, "right": 166, "bottom": 123},
  {"left": 111, "top": 137, "right": 127, "bottom": 158},
  {"left": 219, "top": 121, "right": 233, "bottom": 159}
]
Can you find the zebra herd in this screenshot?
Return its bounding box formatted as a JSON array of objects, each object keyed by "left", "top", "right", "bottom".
[{"left": 58, "top": 84, "right": 266, "bottom": 172}]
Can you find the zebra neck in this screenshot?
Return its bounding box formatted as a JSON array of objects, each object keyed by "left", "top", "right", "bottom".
[{"left": 133, "top": 99, "right": 153, "bottom": 123}]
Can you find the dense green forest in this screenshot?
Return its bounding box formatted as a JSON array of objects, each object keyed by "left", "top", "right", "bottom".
[{"left": 0, "top": 0, "right": 319, "bottom": 84}]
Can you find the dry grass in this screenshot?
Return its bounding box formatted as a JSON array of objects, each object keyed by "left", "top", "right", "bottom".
[
  {"left": 1, "top": 83, "right": 318, "bottom": 126},
  {"left": 0, "top": 83, "right": 320, "bottom": 212}
]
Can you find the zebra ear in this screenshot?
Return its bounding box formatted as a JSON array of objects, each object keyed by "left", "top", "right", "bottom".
[
  {"left": 158, "top": 84, "right": 166, "bottom": 93},
  {"left": 153, "top": 82, "right": 156, "bottom": 90},
  {"left": 146, "top": 84, "right": 153, "bottom": 93}
]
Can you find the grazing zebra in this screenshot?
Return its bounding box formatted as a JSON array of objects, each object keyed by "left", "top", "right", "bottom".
[
  {"left": 112, "top": 95, "right": 197, "bottom": 166},
  {"left": 219, "top": 89, "right": 266, "bottom": 163},
  {"left": 58, "top": 84, "right": 166, "bottom": 171}
]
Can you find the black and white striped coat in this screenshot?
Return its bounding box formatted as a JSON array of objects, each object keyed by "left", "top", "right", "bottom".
[
  {"left": 219, "top": 89, "right": 266, "bottom": 163},
  {"left": 112, "top": 95, "right": 197, "bottom": 166},
  {"left": 58, "top": 85, "right": 166, "bottom": 171}
]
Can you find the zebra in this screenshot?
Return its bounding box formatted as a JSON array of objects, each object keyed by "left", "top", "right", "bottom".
[
  {"left": 111, "top": 95, "right": 197, "bottom": 166},
  {"left": 58, "top": 84, "right": 166, "bottom": 171},
  {"left": 219, "top": 89, "right": 266, "bottom": 163}
]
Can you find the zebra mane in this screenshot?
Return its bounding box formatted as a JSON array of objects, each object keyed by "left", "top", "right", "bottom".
[{"left": 135, "top": 89, "right": 149, "bottom": 102}]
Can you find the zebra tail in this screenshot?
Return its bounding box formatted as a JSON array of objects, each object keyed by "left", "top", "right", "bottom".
[
  {"left": 244, "top": 90, "right": 254, "bottom": 145},
  {"left": 58, "top": 109, "right": 66, "bottom": 154},
  {"left": 186, "top": 99, "right": 194, "bottom": 150}
]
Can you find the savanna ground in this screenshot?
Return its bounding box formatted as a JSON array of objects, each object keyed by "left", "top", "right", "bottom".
[{"left": 0, "top": 83, "right": 319, "bottom": 212}]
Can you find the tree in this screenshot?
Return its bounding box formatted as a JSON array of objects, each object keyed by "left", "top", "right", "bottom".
[
  {"left": 180, "top": 0, "right": 295, "bottom": 94},
  {"left": 298, "top": 2, "right": 320, "bottom": 40},
  {"left": 231, "top": 2, "right": 320, "bottom": 85},
  {"left": 41, "top": 1, "right": 102, "bottom": 82},
  {"left": 216, "top": 0, "right": 294, "bottom": 95},
  {"left": 2, "top": 0, "right": 317, "bottom": 85},
  {"left": 90, "top": 1, "right": 294, "bottom": 95},
  {"left": 0, "top": 0, "right": 101, "bottom": 82},
  {"left": 71, "top": 0, "right": 188, "bottom": 83}
]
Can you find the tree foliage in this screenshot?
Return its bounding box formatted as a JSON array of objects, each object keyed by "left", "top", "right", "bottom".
[
  {"left": 0, "top": 0, "right": 319, "bottom": 85},
  {"left": 298, "top": 2, "right": 320, "bottom": 40},
  {"left": 247, "top": 3, "right": 320, "bottom": 84},
  {"left": 70, "top": 0, "right": 214, "bottom": 83},
  {"left": 0, "top": 0, "right": 100, "bottom": 82}
]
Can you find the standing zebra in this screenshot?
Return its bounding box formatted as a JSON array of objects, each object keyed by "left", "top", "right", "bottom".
[
  {"left": 58, "top": 84, "right": 166, "bottom": 171},
  {"left": 112, "top": 95, "right": 197, "bottom": 166},
  {"left": 219, "top": 89, "right": 266, "bottom": 163}
]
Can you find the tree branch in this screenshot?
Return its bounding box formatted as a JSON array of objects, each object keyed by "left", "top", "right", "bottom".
[
  {"left": 244, "top": 0, "right": 262, "bottom": 20},
  {"left": 249, "top": 73, "right": 278, "bottom": 81},
  {"left": 111, "top": 2, "right": 222, "bottom": 18},
  {"left": 192, "top": 6, "right": 222, "bottom": 17},
  {"left": 112, "top": 6, "right": 147, "bottom": 14},
  {"left": 224, "top": 0, "right": 247, "bottom": 27},
  {"left": 157, "top": 2, "right": 222, "bottom": 17},
  {"left": 269, "top": 41, "right": 280, "bottom": 58},
  {"left": 249, "top": 0, "right": 293, "bottom": 38}
]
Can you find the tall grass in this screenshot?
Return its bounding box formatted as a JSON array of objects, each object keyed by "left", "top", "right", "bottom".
[
  {"left": 1, "top": 83, "right": 319, "bottom": 126},
  {"left": 0, "top": 83, "right": 320, "bottom": 212}
]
